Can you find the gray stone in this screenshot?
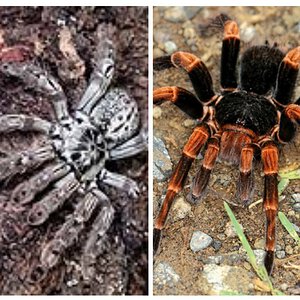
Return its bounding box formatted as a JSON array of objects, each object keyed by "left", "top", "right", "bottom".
[
  {"left": 292, "top": 193, "right": 300, "bottom": 202},
  {"left": 153, "top": 136, "right": 173, "bottom": 182},
  {"left": 276, "top": 250, "right": 286, "bottom": 259},
  {"left": 293, "top": 202, "right": 300, "bottom": 212},
  {"left": 253, "top": 249, "right": 266, "bottom": 266},
  {"left": 164, "top": 7, "right": 187, "bottom": 23},
  {"left": 293, "top": 223, "right": 300, "bottom": 233},
  {"left": 202, "top": 264, "right": 252, "bottom": 294},
  {"left": 183, "top": 7, "right": 202, "bottom": 19},
  {"left": 172, "top": 197, "right": 192, "bottom": 221},
  {"left": 212, "top": 239, "right": 222, "bottom": 251},
  {"left": 164, "top": 41, "right": 177, "bottom": 54},
  {"left": 190, "top": 231, "right": 213, "bottom": 252},
  {"left": 153, "top": 262, "right": 180, "bottom": 289}
]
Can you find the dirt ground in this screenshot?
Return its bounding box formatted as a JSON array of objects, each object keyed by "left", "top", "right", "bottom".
[
  {"left": 0, "top": 7, "right": 148, "bottom": 295},
  {"left": 153, "top": 6, "right": 300, "bottom": 295}
]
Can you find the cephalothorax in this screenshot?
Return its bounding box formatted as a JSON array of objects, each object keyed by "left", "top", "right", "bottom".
[
  {"left": 0, "top": 23, "right": 147, "bottom": 287},
  {"left": 153, "top": 16, "right": 300, "bottom": 274}
]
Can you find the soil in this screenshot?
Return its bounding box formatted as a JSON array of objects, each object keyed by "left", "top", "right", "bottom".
[
  {"left": 0, "top": 7, "right": 148, "bottom": 295},
  {"left": 153, "top": 6, "right": 300, "bottom": 295}
]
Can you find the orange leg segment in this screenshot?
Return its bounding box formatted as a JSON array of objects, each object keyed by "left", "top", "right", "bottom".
[
  {"left": 154, "top": 125, "right": 210, "bottom": 254},
  {"left": 170, "top": 52, "right": 215, "bottom": 102},
  {"left": 189, "top": 135, "right": 220, "bottom": 204},
  {"left": 261, "top": 141, "right": 279, "bottom": 274},
  {"left": 237, "top": 144, "right": 255, "bottom": 205},
  {"left": 274, "top": 46, "right": 300, "bottom": 105},
  {"left": 153, "top": 86, "right": 204, "bottom": 119}
]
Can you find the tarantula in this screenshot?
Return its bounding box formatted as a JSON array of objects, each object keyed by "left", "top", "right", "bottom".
[
  {"left": 0, "top": 26, "right": 147, "bottom": 281},
  {"left": 153, "top": 16, "right": 300, "bottom": 274}
]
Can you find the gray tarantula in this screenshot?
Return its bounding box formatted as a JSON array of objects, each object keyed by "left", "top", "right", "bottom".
[{"left": 0, "top": 26, "right": 147, "bottom": 281}]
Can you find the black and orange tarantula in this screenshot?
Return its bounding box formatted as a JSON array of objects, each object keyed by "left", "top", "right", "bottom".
[{"left": 153, "top": 17, "right": 300, "bottom": 274}]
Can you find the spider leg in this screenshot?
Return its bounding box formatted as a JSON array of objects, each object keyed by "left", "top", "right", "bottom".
[
  {"left": 188, "top": 134, "right": 220, "bottom": 204},
  {"left": 170, "top": 51, "right": 215, "bottom": 102},
  {"left": 81, "top": 189, "right": 115, "bottom": 280},
  {"left": 278, "top": 100, "right": 300, "bottom": 142},
  {"left": 154, "top": 124, "right": 210, "bottom": 254},
  {"left": 109, "top": 127, "right": 147, "bottom": 160},
  {"left": 221, "top": 20, "right": 240, "bottom": 92},
  {"left": 99, "top": 168, "right": 140, "bottom": 198},
  {"left": 0, "top": 114, "right": 53, "bottom": 135},
  {"left": 27, "top": 172, "right": 80, "bottom": 226},
  {"left": 274, "top": 46, "right": 300, "bottom": 105},
  {"left": 11, "top": 162, "right": 70, "bottom": 204},
  {"left": 237, "top": 144, "right": 256, "bottom": 205},
  {"left": 0, "top": 145, "right": 55, "bottom": 182},
  {"left": 153, "top": 86, "right": 204, "bottom": 119},
  {"left": 77, "top": 25, "right": 115, "bottom": 114},
  {"left": 261, "top": 141, "right": 279, "bottom": 275},
  {"left": 0, "top": 62, "right": 70, "bottom": 122},
  {"left": 39, "top": 187, "right": 113, "bottom": 276}
]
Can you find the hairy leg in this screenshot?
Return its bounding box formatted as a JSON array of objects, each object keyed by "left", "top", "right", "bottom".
[
  {"left": 0, "top": 62, "right": 70, "bottom": 122},
  {"left": 0, "top": 114, "right": 53, "bottom": 134},
  {"left": 0, "top": 145, "right": 55, "bottom": 182},
  {"left": 154, "top": 124, "right": 210, "bottom": 254},
  {"left": 189, "top": 134, "right": 220, "bottom": 204},
  {"left": 77, "top": 24, "right": 116, "bottom": 114},
  {"left": 11, "top": 162, "right": 70, "bottom": 204},
  {"left": 261, "top": 141, "right": 279, "bottom": 274},
  {"left": 99, "top": 168, "right": 140, "bottom": 198},
  {"left": 27, "top": 172, "right": 80, "bottom": 225}
]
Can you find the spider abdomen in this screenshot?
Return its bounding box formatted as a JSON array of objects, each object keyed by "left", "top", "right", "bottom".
[{"left": 215, "top": 91, "right": 278, "bottom": 135}]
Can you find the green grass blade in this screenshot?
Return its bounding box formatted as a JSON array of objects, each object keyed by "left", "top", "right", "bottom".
[
  {"left": 224, "top": 202, "right": 259, "bottom": 271},
  {"left": 223, "top": 201, "right": 281, "bottom": 294},
  {"left": 278, "top": 212, "right": 300, "bottom": 244},
  {"left": 278, "top": 178, "right": 290, "bottom": 195},
  {"left": 279, "top": 168, "right": 300, "bottom": 180}
]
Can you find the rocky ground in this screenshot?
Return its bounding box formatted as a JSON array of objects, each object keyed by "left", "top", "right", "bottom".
[
  {"left": 0, "top": 7, "right": 148, "bottom": 295},
  {"left": 153, "top": 6, "right": 300, "bottom": 295}
]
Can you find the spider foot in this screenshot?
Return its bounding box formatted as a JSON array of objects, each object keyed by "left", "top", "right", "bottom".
[
  {"left": 264, "top": 250, "right": 274, "bottom": 275},
  {"left": 81, "top": 195, "right": 114, "bottom": 280},
  {"left": 153, "top": 228, "right": 162, "bottom": 255}
]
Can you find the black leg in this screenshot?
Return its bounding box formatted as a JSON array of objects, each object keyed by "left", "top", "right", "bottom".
[
  {"left": 274, "top": 47, "right": 300, "bottom": 105},
  {"left": 221, "top": 20, "right": 240, "bottom": 92},
  {"left": 170, "top": 51, "right": 215, "bottom": 102},
  {"left": 153, "top": 86, "right": 204, "bottom": 119}
]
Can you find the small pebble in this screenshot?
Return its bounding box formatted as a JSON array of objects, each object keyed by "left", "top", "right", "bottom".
[
  {"left": 172, "top": 197, "right": 192, "bottom": 221},
  {"left": 212, "top": 239, "right": 222, "bottom": 251},
  {"left": 164, "top": 7, "right": 186, "bottom": 23},
  {"left": 285, "top": 245, "right": 294, "bottom": 255},
  {"left": 153, "top": 106, "right": 162, "bottom": 119},
  {"left": 66, "top": 278, "right": 79, "bottom": 287},
  {"left": 154, "top": 262, "right": 180, "bottom": 289},
  {"left": 190, "top": 231, "right": 213, "bottom": 252},
  {"left": 292, "top": 193, "right": 300, "bottom": 202},
  {"left": 276, "top": 250, "right": 286, "bottom": 259},
  {"left": 225, "top": 221, "right": 243, "bottom": 238},
  {"left": 183, "top": 7, "right": 202, "bottom": 19},
  {"left": 293, "top": 202, "right": 300, "bottom": 212},
  {"left": 254, "top": 238, "right": 264, "bottom": 249},
  {"left": 153, "top": 136, "right": 173, "bottom": 182},
  {"left": 253, "top": 249, "right": 266, "bottom": 266},
  {"left": 183, "top": 119, "right": 195, "bottom": 127},
  {"left": 164, "top": 41, "right": 177, "bottom": 54}
]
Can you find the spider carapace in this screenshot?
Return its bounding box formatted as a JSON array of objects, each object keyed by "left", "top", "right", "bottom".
[{"left": 153, "top": 16, "right": 300, "bottom": 274}]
